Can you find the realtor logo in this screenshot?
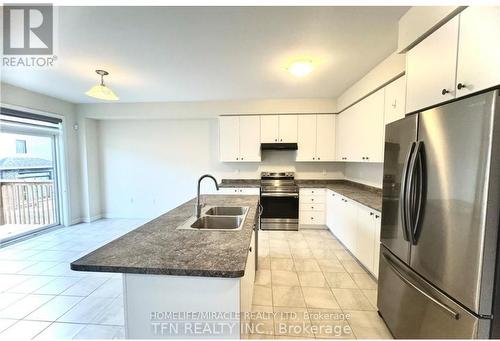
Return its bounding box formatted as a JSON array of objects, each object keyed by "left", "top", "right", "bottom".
[{"left": 3, "top": 3, "right": 53, "bottom": 55}]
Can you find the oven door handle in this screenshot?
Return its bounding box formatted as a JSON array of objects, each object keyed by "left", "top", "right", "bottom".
[{"left": 261, "top": 192, "right": 299, "bottom": 198}]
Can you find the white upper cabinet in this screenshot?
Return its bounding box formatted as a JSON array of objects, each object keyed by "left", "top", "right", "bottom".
[
  {"left": 239, "top": 116, "right": 261, "bottom": 162},
  {"left": 406, "top": 7, "right": 500, "bottom": 112},
  {"left": 336, "top": 106, "right": 353, "bottom": 161},
  {"left": 296, "top": 115, "right": 317, "bottom": 161},
  {"left": 384, "top": 75, "right": 406, "bottom": 125},
  {"left": 260, "top": 115, "right": 297, "bottom": 143},
  {"left": 219, "top": 116, "right": 240, "bottom": 162},
  {"left": 278, "top": 115, "right": 298, "bottom": 143},
  {"left": 296, "top": 114, "right": 336, "bottom": 162},
  {"left": 359, "top": 89, "right": 385, "bottom": 162},
  {"left": 219, "top": 116, "right": 260, "bottom": 162},
  {"left": 406, "top": 16, "right": 459, "bottom": 113},
  {"left": 316, "top": 115, "right": 336, "bottom": 161},
  {"left": 260, "top": 115, "right": 279, "bottom": 143},
  {"left": 336, "top": 89, "right": 384, "bottom": 162},
  {"left": 456, "top": 6, "right": 500, "bottom": 97}
]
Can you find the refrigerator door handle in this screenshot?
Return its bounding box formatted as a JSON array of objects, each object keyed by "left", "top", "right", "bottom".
[
  {"left": 407, "top": 141, "right": 425, "bottom": 245},
  {"left": 400, "top": 142, "right": 416, "bottom": 242},
  {"left": 382, "top": 252, "right": 460, "bottom": 320},
  {"left": 412, "top": 142, "right": 425, "bottom": 243}
]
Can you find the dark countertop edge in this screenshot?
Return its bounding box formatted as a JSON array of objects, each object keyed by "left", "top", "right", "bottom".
[
  {"left": 219, "top": 179, "right": 261, "bottom": 188},
  {"left": 70, "top": 263, "right": 244, "bottom": 278}
]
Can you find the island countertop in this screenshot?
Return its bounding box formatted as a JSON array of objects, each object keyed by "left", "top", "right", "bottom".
[{"left": 70, "top": 195, "right": 259, "bottom": 278}]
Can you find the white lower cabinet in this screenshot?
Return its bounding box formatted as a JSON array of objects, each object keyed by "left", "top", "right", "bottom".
[
  {"left": 326, "top": 189, "right": 381, "bottom": 277},
  {"left": 299, "top": 188, "right": 326, "bottom": 227},
  {"left": 217, "top": 187, "right": 260, "bottom": 195}
]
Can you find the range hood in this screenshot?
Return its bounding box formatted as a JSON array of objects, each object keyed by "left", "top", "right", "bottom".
[{"left": 260, "top": 143, "right": 298, "bottom": 150}]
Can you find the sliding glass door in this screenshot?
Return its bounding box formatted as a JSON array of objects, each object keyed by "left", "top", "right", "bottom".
[{"left": 0, "top": 117, "right": 62, "bottom": 243}]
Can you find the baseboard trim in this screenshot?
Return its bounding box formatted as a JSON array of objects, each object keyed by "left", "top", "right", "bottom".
[{"left": 83, "top": 214, "right": 103, "bottom": 223}]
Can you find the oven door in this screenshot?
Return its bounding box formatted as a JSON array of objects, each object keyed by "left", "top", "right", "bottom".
[{"left": 260, "top": 192, "right": 299, "bottom": 230}]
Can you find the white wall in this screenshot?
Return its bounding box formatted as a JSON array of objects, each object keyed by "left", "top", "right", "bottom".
[
  {"left": 98, "top": 118, "right": 344, "bottom": 219},
  {"left": 1, "top": 82, "right": 82, "bottom": 225},
  {"left": 336, "top": 52, "right": 405, "bottom": 112},
  {"left": 397, "top": 6, "right": 463, "bottom": 53},
  {"left": 335, "top": 51, "right": 406, "bottom": 188},
  {"left": 77, "top": 98, "right": 337, "bottom": 120},
  {"left": 343, "top": 163, "right": 383, "bottom": 188},
  {"left": 77, "top": 117, "right": 102, "bottom": 222}
]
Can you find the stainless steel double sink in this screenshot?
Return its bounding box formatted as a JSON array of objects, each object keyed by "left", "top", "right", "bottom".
[{"left": 177, "top": 206, "right": 249, "bottom": 231}]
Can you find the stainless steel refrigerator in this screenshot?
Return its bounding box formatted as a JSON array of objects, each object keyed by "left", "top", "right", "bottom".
[{"left": 377, "top": 89, "right": 500, "bottom": 338}]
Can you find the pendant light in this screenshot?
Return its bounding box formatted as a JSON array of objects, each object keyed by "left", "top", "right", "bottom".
[{"left": 85, "top": 69, "right": 119, "bottom": 101}]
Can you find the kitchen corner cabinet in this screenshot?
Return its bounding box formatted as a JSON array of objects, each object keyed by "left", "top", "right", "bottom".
[
  {"left": 219, "top": 115, "right": 261, "bottom": 162},
  {"left": 296, "top": 114, "right": 336, "bottom": 162},
  {"left": 260, "top": 114, "right": 297, "bottom": 143},
  {"left": 406, "top": 7, "right": 500, "bottom": 113},
  {"left": 384, "top": 75, "right": 406, "bottom": 125},
  {"left": 336, "top": 89, "right": 384, "bottom": 162}
]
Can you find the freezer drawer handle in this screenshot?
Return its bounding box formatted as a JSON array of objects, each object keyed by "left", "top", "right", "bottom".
[{"left": 383, "top": 253, "right": 460, "bottom": 320}]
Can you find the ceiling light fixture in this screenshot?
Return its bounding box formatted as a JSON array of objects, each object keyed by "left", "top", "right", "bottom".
[
  {"left": 85, "top": 69, "right": 119, "bottom": 101},
  {"left": 288, "top": 60, "right": 314, "bottom": 77}
]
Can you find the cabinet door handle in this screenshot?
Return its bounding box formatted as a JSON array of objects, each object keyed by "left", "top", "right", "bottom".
[
  {"left": 441, "top": 88, "right": 450, "bottom": 95},
  {"left": 375, "top": 215, "right": 380, "bottom": 219},
  {"left": 370, "top": 212, "right": 374, "bottom": 216},
  {"left": 311, "top": 198, "right": 314, "bottom": 201},
  {"left": 313, "top": 157, "right": 315, "bottom": 160},
  {"left": 274, "top": 138, "right": 277, "bottom": 142},
  {"left": 241, "top": 157, "right": 244, "bottom": 160},
  {"left": 236, "top": 157, "right": 239, "bottom": 160},
  {"left": 457, "top": 83, "right": 466, "bottom": 90},
  {"left": 249, "top": 246, "right": 252, "bottom": 252},
  {"left": 311, "top": 206, "right": 314, "bottom": 209},
  {"left": 280, "top": 138, "right": 282, "bottom": 142},
  {"left": 318, "top": 157, "right": 321, "bottom": 160}
]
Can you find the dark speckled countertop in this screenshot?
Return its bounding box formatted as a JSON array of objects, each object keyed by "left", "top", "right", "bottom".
[
  {"left": 220, "top": 178, "right": 382, "bottom": 211},
  {"left": 71, "top": 195, "right": 259, "bottom": 278},
  {"left": 296, "top": 180, "right": 382, "bottom": 212},
  {"left": 219, "top": 179, "right": 261, "bottom": 188}
]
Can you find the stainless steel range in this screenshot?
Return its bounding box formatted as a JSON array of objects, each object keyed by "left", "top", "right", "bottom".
[{"left": 260, "top": 172, "right": 299, "bottom": 231}]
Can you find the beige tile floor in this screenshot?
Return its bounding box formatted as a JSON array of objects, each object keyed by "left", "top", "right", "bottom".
[
  {"left": 0, "top": 220, "right": 391, "bottom": 339},
  {"left": 249, "top": 229, "right": 392, "bottom": 339},
  {"left": 0, "top": 219, "right": 145, "bottom": 340}
]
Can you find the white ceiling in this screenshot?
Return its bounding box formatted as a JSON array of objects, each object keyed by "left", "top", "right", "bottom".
[{"left": 1, "top": 6, "right": 408, "bottom": 103}]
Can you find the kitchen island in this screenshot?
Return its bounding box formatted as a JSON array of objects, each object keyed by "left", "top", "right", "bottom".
[{"left": 71, "top": 195, "right": 259, "bottom": 339}]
